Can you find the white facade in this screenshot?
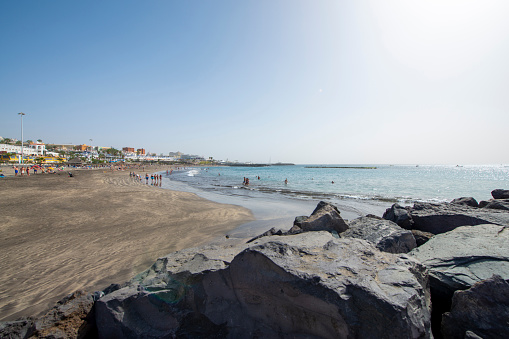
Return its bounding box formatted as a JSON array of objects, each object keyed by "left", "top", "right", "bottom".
[
  {"left": 0, "top": 144, "right": 40, "bottom": 156},
  {"left": 29, "top": 143, "right": 46, "bottom": 155}
]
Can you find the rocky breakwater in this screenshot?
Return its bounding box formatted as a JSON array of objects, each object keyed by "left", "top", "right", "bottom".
[
  {"left": 95, "top": 202, "right": 432, "bottom": 338},
  {"left": 384, "top": 188, "right": 509, "bottom": 338}
]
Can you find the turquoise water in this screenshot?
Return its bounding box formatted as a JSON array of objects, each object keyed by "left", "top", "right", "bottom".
[{"left": 167, "top": 164, "right": 509, "bottom": 204}]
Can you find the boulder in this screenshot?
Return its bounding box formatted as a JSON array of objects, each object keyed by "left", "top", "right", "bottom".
[
  {"left": 343, "top": 217, "right": 417, "bottom": 253},
  {"left": 411, "top": 230, "right": 434, "bottom": 246},
  {"left": 491, "top": 188, "right": 509, "bottom": 199},
  {"left": 405, "top": 202, "right": 509, "bottom": 234},
  {"left": 247, "top": 227, "right": 285, "bottom": 243},
  {"left": 294, "top": 201, "right": 349, "bottom": 233},
  {"left": 481, "top": 199, "right": 509, "bottom": 211},
  {"left": 32, "top": 290, "right": 96, "bottom": 339},
  {"left": 450, "top": 197, "right": 478, "bottom": 208},
  {"left": 97, "top": 232, "right": 432, "bottom": 338},
  {"left": 0, "top": 317, "right": 35, "bottom": 339},
  {"left": 478, "top": 200, "right": 489, "bottom": 208},
  {"left": 410, "top": 224, "right": 509, "bottom": 301},
  {"left": 441, "top": 275, "right": 509, "bottom": 339},
  {"left": 382, "top": 203, "right": 413, "bottom": 229}
]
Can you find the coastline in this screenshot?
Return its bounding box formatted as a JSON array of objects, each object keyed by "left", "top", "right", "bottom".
[
  {"left": 0, "top": 166, "right": 254, "bottom": 321},
  {"left": 162, "top": 173, "right": 393, "bottom": 241}
]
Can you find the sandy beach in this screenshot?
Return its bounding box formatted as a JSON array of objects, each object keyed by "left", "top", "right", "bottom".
[{"left": 0, "top": 166, "right": 254, "bottom": 321}]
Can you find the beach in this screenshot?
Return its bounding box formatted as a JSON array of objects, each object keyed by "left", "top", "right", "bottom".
[{"left": 0, "top": 166, "right": 254, "bottom": 321}]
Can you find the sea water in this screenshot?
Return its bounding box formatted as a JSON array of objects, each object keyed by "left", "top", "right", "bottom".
[{"left": 166, "top": 164, "right": 509, "bottom": 205}]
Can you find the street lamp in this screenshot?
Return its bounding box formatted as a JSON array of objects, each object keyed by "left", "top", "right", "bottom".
[{"left": 18, "top": 112, "right": 26, "bottom": 164}]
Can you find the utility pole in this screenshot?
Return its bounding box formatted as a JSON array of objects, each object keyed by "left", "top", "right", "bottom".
[{"left": 18, "top": 112, "right": 26, "bottom": 164}]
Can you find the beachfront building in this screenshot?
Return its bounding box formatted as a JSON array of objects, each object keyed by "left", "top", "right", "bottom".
[
  {"left": 168, "top": 151, "right": 182, "bottom": 159},
  {"left": 122, "top": 147, "right": 135, "bottom": 153},
  {"left": 137, "top": 148, "right": 145, "bottom": 155},
  {"left": 49, "top": 144, "right": 76, "bottom": 151},
  {"left": 28, "top": 142, "right": 46, "bottom": 155},
  {"left": 0, "top": 144, "right": 40, "bottom": 156},
  {"left": 75, "top": 144, "right": 89, "bottom": 151},
  {"left": 181, "top": 154, "right": 205, "bottom": 162}
]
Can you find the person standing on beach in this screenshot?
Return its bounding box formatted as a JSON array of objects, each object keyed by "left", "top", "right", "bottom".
[
  {"left": 14, "top": 166, "right": 18, "bottom": 176},
  {"left": 145, "top": 173, "right": 149, "bottom": 184}
]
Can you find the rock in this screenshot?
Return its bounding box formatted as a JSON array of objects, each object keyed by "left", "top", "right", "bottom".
[
  {"left": 442, "top": 275, "right": 509, "bottom": 339},
  {"left": 294, "top": 201, "right": 349, "bottom": 233},
  {"left": 406, "top": 202, "right": 509, "bottom": 234},
  {"left": 343, "top": 217, "right": 417, "bottom": 253},
  {"left": 33, "top": 290, "right": 96, "bottom": 339},
  {"left": 411, "top": 230, "right": 434, "bottom": 246},
  {"left": 97, "top": 232, "right": 432, "bottom": 338},
  {"left": 410, "top": 224, "right": 509, "bottom": 301},
  {"left": 450, "top": 197, "right": 478, "bottom": 208},
  {"left": 478, "top": 200, "right": 489, "bottom": 208},
  {"left": 491, "top": 188, "right": 509, "bottom": 199},
  {"left": 482, "top": 199, "right": 509, "bottom": 211},
  {"left": 0, "top": 317, "right": 35, "bottom": 339},
  {"left": 464, "top": 331, "right": 483, "bottom": 339},
  {"left": 383, "top": 203, "right": 413, "bottom": 229},
  {"left": 247, "top": 227, "right": 284, "bottom": 243}
]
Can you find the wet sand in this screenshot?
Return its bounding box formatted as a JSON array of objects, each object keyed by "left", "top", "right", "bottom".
[{"left": 0, "top": 167, "right": 254, "bottom": 321}]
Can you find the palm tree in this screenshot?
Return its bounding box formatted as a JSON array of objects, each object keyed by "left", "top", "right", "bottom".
[{"left": 37, "top": 139, "right": 43, "bottom": 143}]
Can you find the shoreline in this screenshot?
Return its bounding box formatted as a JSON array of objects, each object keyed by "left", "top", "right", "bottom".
[
  {"left": 0, "top": 166, "right": 254, "bottom": 321},
  {"left": 161, "top": 172, "right": 393, "bottom": 241}
]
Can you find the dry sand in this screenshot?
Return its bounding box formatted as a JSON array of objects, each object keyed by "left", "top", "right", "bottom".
[{"left": 0, "top": 166, "right": 254, "bottom": 321}]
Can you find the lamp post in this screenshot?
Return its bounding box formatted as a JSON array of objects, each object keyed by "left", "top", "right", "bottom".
[
  {"left": 89, "top": 139, "right": 93, "bottom": 161},
  {"left": 18, "top": 112, "right": 26, "bottom": 164}
]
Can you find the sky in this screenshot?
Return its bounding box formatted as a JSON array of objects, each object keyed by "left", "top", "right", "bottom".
[{"left": 1, "top": 0, "right": 508, "bottom": 164}]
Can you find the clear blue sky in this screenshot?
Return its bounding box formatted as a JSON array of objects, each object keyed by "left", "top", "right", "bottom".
[{"left": 1, "top": 0, "right": 508, "bottom": 164}]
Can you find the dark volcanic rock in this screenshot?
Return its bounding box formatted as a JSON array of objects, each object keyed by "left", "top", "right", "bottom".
[
  {"left": 491, "top": 188, "right": 509, "bottom": 199},
  {"left": 247, "top": 227, "right": 285, "bottom": 243},
  {"left": 482, "top": 199, "right": 509, "bottom": 211},
  {"left": 97, "top": 232, "right": 432, "bottom": 338},
  {"left": 478, "top": 200, "right": 489, "bottom": 208},
  {"left": 407, "top": 202, "right": 509, "bottom": 234},
  {"left": 411, "top": 230, "right": 434, "bottom": 246},
  {"left": 33, "top": 290, "right": 96, "bottom": 339},
  {"left": 450, "top": 197, "right": 478, "bottom": 208},
  {"left": 0, "top": 317, "right": 35, "bottom": 339},
  {"left": 343, "top": 217, "right": 417, "bottom": 253},
  {"left": 442, "top": 275, "right": 509, "bottom": 339},
  {"left": 295, "top": 201, "right": 349, "bottom": 233},
  {"left": 383, "top": 203, "right": 413, "bottom": 229},
  {"left": 410, "top": 224, "right": 509, "bottom": 301}
]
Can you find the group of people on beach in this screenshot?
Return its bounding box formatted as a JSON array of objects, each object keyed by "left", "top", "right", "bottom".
[
  {"left": 12, "top": 165, "right": 56, "bottom": 176},
  {"left": 130, "top": 172, "right": 163, "bottom": 186}
]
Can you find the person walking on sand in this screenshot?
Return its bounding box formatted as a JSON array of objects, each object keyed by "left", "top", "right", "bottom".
[
  {"left": 145, "top": 173, "right": 149, "bottom": 184},
  {"left": 14, "top": 166, "right": 18, "bottom": 176}
]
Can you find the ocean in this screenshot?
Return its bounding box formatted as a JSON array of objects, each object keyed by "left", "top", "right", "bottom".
[{"left": 164, "top": 164, "right": 509, "bottom": 205}]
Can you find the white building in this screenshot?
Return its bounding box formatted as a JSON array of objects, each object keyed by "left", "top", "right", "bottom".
[
  {"left": 0, "top": 144, "right": 40, "bottom": 156},
  {"left": 28, "top": 142, "right": 46, "bottom": 155}
]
